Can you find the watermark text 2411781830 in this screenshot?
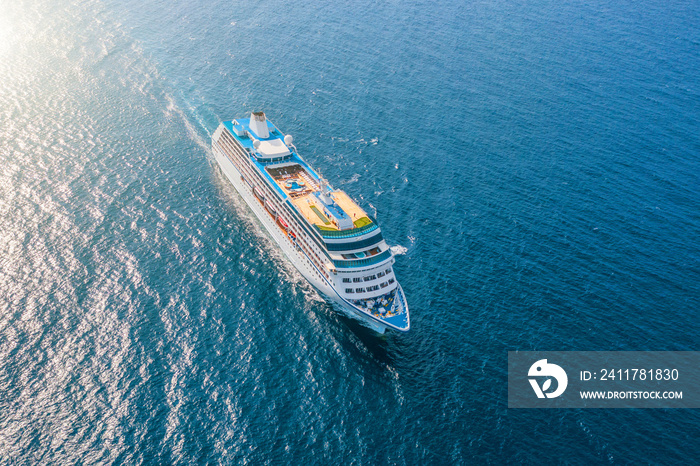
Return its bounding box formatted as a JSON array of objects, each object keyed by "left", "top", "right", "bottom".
[{"left": 508, "top": 352, "right": 700, "bottom": 408}]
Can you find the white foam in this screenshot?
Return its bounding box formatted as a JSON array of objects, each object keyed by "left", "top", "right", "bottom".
[{"left": 390, "top": 245, "right": 407, "bottom": 255}]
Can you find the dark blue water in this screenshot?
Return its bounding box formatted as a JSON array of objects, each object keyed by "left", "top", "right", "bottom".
[{"left": 1, "top": 0, "right": 698, "bottom": 463}]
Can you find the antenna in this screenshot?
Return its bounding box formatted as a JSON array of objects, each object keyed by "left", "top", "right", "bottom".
[{"left": 319, "top": 178, "right": 334, "bottom": 205}]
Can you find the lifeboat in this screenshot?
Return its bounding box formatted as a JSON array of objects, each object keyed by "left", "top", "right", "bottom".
[
  {"left": 277, "top": 216, "right": 289, "bottom": 230},
  {"left": 253, "top": 186, "right": 264, "bottom": 202},
  {"left": 265, "top": 200, "right": 276, "bottom": 217}
]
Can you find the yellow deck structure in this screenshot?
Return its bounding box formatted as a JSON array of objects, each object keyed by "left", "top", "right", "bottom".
[{"left": 290, "top": 192, "right": 369, "bottom": 230}]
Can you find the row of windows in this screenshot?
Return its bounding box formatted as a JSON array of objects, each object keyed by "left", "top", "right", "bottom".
[
  {"left": 341, "top": 268, "right": 392, "bottom": 284},
  {"left": 345, "top": 278, "right": 395, "bottom": 294}
]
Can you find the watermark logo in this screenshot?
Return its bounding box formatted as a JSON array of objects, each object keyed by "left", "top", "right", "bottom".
[
  {"left": 509, "top": 352, "right": 698, "bottom": 408},
  {"left": 528, "top": 359, "right": 568, "bottom": 398}
]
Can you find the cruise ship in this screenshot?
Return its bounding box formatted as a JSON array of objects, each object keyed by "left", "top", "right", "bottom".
[{"left": 211, "top": 112, "right": 409, "bottom": 333}]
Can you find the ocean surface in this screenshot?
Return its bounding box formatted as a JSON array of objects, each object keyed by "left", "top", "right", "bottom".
[{"left": 1, "top": 0, "right": 699, "bottom": 463}]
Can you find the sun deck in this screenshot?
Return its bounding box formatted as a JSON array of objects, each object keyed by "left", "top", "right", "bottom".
[
  {"left": 265, "top": 163, "right": 371, "bottom": 231},
  {"left": 222, "top": 114, "right": 374, "bottom": 234}
]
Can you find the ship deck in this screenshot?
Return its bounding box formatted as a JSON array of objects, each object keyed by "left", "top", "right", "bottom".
[
  {"left": 265, "top": 163, "right": 370, "bottom": 231},
  {"left": 222, "top": 118, "right": 372, "bottom": 233}
]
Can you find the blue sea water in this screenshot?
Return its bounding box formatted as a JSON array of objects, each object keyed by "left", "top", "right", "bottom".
[{"left": 1, "top": 0, "right": 699, "bottom": 463}]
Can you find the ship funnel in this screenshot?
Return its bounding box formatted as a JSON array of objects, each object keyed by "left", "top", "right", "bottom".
[{"left": 248, "top": 111, "right": 270, "bottom": 139}]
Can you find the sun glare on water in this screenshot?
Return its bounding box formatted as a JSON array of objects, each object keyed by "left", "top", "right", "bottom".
[{"left": 0, "top": 18, "right": 12, "bottom": 57}]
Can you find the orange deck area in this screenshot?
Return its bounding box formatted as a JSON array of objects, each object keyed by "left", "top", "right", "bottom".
[{"left": 266, "top": 163, "right": 369, "bottom": 230}]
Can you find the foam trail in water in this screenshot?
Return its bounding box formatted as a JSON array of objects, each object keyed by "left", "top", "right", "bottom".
[{"left": 164, "top": 93, "right": 210, "bottom": 152}]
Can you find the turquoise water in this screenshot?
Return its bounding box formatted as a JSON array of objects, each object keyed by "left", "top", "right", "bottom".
[
  {"left": 285, "top": 180, "right": 303, "bottom": 191},
  {"left": 0, "top": 0, "right": 698, "bottom": 463}
]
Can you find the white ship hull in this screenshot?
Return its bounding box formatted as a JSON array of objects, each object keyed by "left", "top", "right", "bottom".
[{"left": 213, "top": 145, "right": 391, "bottom": 333}]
